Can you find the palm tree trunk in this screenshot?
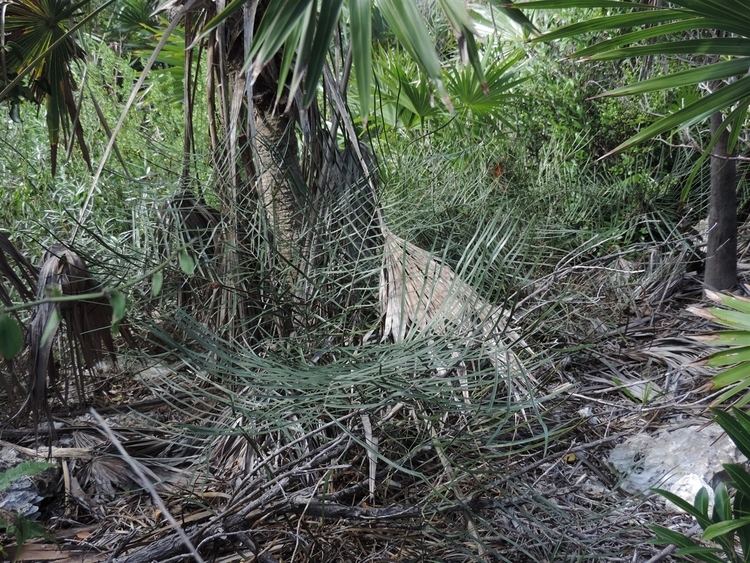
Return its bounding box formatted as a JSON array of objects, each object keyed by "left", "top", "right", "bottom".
[{"left": 705, "top": 112, "right": 737, "bottom": 290}]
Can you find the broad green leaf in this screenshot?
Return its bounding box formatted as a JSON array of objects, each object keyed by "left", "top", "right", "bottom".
[
  {"left": 695, "top": 331, "right": 750, "bottom": 348},
  {"left": 151, "top": 271, "right": 163, "bottom": 298},
  {"left": 713, "top": 482, "right": 732, "bottom": 523},
  {"left": 179, "top": 250, "right": 196, "bottom": 276},
  {"left": 712, "top": 362, "right": 750, "bottom": 388},
  {"left": 713, "top": 409, "right": 750, "bottom": 460},
  {"left": 0, "top": 315, "right": 23, "bottom": 359},
  {"left": 704, "top": 516, "right": 750, "bottom": 540},
  {"left": 706, "top": 346, "right": 750, "bottom": 368},
  {"left": 695, "top": 486, "right": 710, "bottom": 517},
  {"left": 110, "top": 291, "right": 127, "bottom": 326},
  {"left": 695, "top": 303, "right": 750, "bottom": 331},
  {"left": 705, "top": 291, "right": 750, "bottom": 315}
]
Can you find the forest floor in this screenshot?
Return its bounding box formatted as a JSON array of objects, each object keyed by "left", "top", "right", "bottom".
[{"left": 0, "top": 220, "right": 738, "bottom": 562}]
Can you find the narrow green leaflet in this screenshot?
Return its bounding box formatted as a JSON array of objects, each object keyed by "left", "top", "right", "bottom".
[
  {"left": 572, "top": 20, "right": 708, "bottom": 60},
  {"left": 652, "top": 488, "right": 712, "bottom": 528},
  {"left": 600, "top": 58, "right": 750, "bottom": 98},
  {"left": 515, "top": 0, "right": 648, "bottom": 7},
  {"left": 349, "top": 0, "right": 372, "bottom": 120},
  {"left": 704, "top": 517, "right": 750, "bottom": 541},
  {"left": 200, "top": 0, "right": 245, "bottom": 36},
  {"left": 714, "top": 360, "right": 750, "bottom": 387},
  {"left": 713, "top": 482, "right": 732, "bottom": 522},
  {"left": 705, "top": 346, "right": 750, "bottom": 368},
  {"left": 532, "top": 9, "right": 688, "bottom": 43},
  {"left": 302, "top": 0, "right": 344, "bottom": 107},
  {"left": 724, "top": 464, "right": 750, "bottom": 499},
  {"left": 0, "top": 314, "right": 23, "bottom": 359},
  {"left": 586, "top": 38, "right": 750, "bottom": 60},
  {"left": 695, "top": 487, "right": 710, "bottom": 517},
  {"left": 246, "top": 0, "right": 314, "bottom": 77},
  {"left": 439, "top": 0, "right": 486, "bottom": 88},
  {"left": 713, "top": 409, "right": 750, "bottom": 460},
  {"left": 603, "top": 75, "right": 750, "bottom": 157}
]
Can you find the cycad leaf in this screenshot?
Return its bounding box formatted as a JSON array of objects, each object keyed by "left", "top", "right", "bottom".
[
  {"left": 600, "top": 58, "right": 750, "bottom": 97},
  {"left": 532, "top": 9, "right": 688, "bottom": 43},
  {"left": 712, "top": 362, "right": 750, "bottom": 389},
  {"left": 585, "top": 38, "right": 750, "bottom": 60},
  {"left": 704, "top": 517, "right": 750, "bottom": 541},
  {"left": 602, "top": 75, "right": 750, "bottom": 157},
  {"left": 713, "top": 409, "right": 750, "bottom": 460},
  {"left": 705, "top": 346, "right": 750, "bottom": 368}
]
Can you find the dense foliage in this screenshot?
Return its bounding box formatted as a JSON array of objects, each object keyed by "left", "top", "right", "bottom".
[{"left": 0, "top": 2, "right": 749, "bottom": 561}]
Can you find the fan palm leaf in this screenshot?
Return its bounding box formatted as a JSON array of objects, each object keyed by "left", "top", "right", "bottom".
[{"left": 1, "top": 0, "right": 94, "bottom": 174}]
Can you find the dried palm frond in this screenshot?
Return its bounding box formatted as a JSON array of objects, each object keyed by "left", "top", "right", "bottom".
[
  {"left": 380, "top": 226, "right": 526, "bottom": 375},
  {"left": 26, "top": 245, "right": 114, "bottom": 425},
  {"left": 0, "top": 231, "right": 36, "bottom": 306}
]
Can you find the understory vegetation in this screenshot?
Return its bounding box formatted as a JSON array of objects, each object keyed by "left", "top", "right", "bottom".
[{"left": 1, "top": 1, "right": 750, "bottom": 561}]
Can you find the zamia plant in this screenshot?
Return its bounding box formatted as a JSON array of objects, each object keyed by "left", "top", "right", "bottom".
[
  {"left": 689, "top": 290, "right": 750, "bottom": 407},
  {"left": 652, "top": 408, "right": 750, "bottom": 563}
]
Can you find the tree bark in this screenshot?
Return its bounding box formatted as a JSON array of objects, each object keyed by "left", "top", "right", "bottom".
[{"left": 705, "top": 112, "right": 737, "bottom": 290}]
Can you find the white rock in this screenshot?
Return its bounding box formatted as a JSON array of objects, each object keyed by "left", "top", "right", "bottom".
[{"left": 608, "top": 423, "right": 742, "bottom": 513}]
